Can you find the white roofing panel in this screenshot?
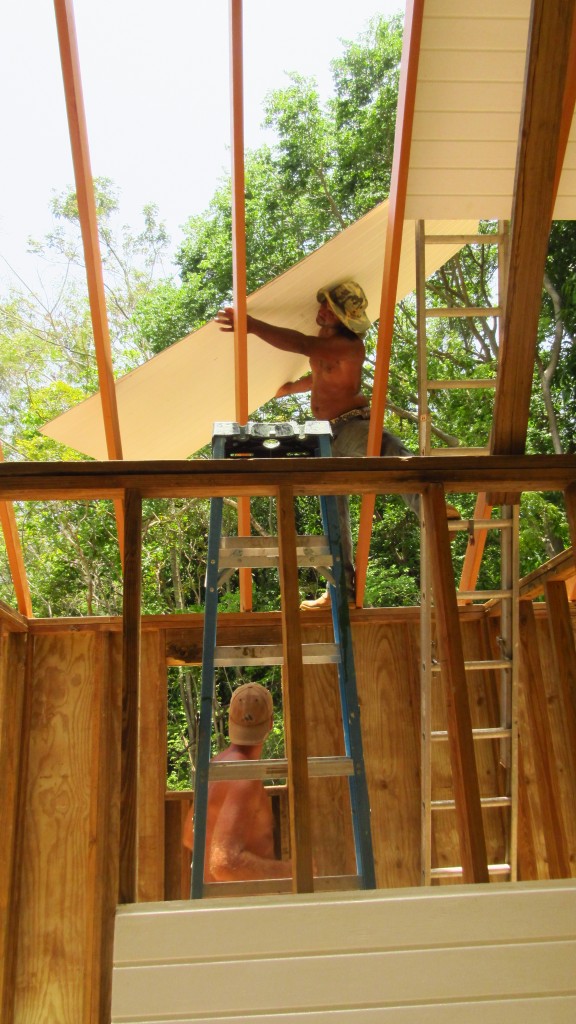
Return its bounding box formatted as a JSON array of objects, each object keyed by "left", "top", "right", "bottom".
[
  {"left": 405, "top": 0, "right": 576, "bottom": 220},
  {"left": 42, "top": 203, "right": 477, "bottom": 460}
]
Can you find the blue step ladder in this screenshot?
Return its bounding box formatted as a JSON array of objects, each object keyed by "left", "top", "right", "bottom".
[{"left": 191, "top": 421, "right": 376, "bottom": 897}]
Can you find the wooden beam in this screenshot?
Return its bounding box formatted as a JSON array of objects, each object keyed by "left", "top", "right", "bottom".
[
  {"left": 0, "top": 454, "right": 575, "bottom": 502},
  {"left": 119, "top": 489, "right": 142, "bottom": 903},
  {"left": 518, "top": 600, "right": 571, "bottom": 878},
  {"left": 458, "top": 493, "right": 493, "bottom": 599},
  {"left": 229, "top": 0, "right": 252, "bottom": 612},
  {"left": 422, "top": 485, "right": 489, "bottom": 883},
  {"left": 0, "top": 633, "right": 31, "bottom": 1021},
  {"left": 492, "top": 0, "right": 576, "bottom": 457},
  {"left": 0, "top": 442, "right": 32, "bottom": 617},
  {"left": 544, "top": 581, "right": 576, "bottom": 780},
  {"left": 53, "top": 0, "right": 125, "bottom": 560},
  {"left": 276, "top": 485, "right": 314, "bottom": 892},
  {"left": 137, "top": 632, "right": 167, "bottom": 902},
  {"left": 519, "top": 546, "right": 575, "bottom": 600},
  {"left": 355, "top": 0, "right": 425, "bottom": 606}
]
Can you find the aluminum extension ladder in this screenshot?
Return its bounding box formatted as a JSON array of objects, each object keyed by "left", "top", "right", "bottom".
[
  {"left": 416, "top": 221, "right": 519, "bottom": 883},
  {"left": 191, "top": 420, "right": 376, "bottom": 897}
]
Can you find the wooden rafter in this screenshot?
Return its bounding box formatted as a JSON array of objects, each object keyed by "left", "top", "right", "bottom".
[
  {"left": 355, "top": 0, "right": 425, "bottom": 607},
  {"left": 0, "top": 443, "right": 32, "bottom": 617},
  {"left": 53, "top": 0, "right": 125, "bottom": 557},
  {"left": 229, "top": 0, "right": 252, "bottom": 611},
  {"left": 491, "top": 0, "right": 576, "bottom": 458}
]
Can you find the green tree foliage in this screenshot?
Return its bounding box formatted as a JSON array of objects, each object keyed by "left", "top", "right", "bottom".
[{"left": 1, "top": 13, "right": 576, "bottom": 785}]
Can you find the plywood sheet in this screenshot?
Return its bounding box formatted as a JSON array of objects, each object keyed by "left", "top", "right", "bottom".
[{"left": 41, "top": 206, "right": 477, "bottom": 460}]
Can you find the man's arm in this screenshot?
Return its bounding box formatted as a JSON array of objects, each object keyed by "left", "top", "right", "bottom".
[
  {"left": 216, "top": 306, "right": 316, "bottom": 356},
  {"left": 275, "top": 374, "right": 312, "bottom": 398},
  {"left": 209, "top": 780, "right": 292, "bottom": 881}
]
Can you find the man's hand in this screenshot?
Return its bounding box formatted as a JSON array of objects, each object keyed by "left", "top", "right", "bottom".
[
  {"left": 275, "top": 381, "right": 295, "bottom": 398},
  {"left": 215, "top": 307, "right": 234, "bottom": 332}
]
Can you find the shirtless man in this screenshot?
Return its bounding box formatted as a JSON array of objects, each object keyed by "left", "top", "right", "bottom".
[
  {"left": 216, "top": 280, "right": 422, "bottom": 607},
  {"left": 183, "top": 682, "right": 291, "bottom": 882}
]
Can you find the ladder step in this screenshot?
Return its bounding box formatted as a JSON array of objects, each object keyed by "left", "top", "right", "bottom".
[
  {"left": 448, "top": 517, "right": 513, "bottom": 532},
  {"left": 424, "top": 233, "right": 504, "bottom": 246},
  {"left": 455, "top": 589, "right": 513, "bottom": 601},
  {"left": 428, "top": 446, "right": 490, "bottom": 457},
  {"left": 213, "top": 642, "right": 340, "bottom": 666},
  {"left": 430, "top": 863, "right": 511, "bottom": 879},
  {"left": 425, "top": 306, "right": 501, "bottom": 319},
  {"left": 208, "top": 755, "right": 354, "bottom": 782},
  {"left": 218, "top": 534, "right": 332, "bottom": 570},
  {"left": 431, "top": 726, "right": 512, "bottom": 742},
  {"left": 431, "top": 659, "right": 511, "bottom": 673},
  {"left": 202, "top": 874, "right": 362, "bottom": 897},
  {"left": 427, "top": 379, "right": 496, "bottom": 390},
  {"left": 431, "top": 795, "right": 511, "bottom": 811}
]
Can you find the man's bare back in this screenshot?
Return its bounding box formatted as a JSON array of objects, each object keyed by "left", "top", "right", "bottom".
[{"left": 183, "top": 683, "right": 291, "bottom": 882}]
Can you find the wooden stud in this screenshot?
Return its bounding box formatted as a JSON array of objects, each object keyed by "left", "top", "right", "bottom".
[
  {"left": 544, "top": 580, "right": 576, "bottom": 783},
  {"left": 422, "top": 484, "right": 489, "bottom": 883},
  {"left": 492, "top": 0, "right": 576, "bottom": 458},
  {"left": 0, "top": 632, "right": 30, "bottom": 1022},
  {"left": 137, "top": 631, "right": 168, "bottom": 903},
  {"left": 119, "top": 489, "right": 142, "bottom": 904},
  {"left": 85, "top": 632, "right": 121, "bottom": 1024},
  {"left": 0, "top": 444, "right": 32, "bottom": 617},
  {"left": 518, "top": 600, "right": 571, "bottom": 878},
  {"left": 52, "top": 0, "right": 125, "bottom": 560},
  {"left": 164, "top": 797, "right": 192, "bottom": 901},
  {"left": 276, "top": 484, "right": 314, "bottom": 893},
  {"left": 355, "top": 0, "right": 425, "bottom": 606}
]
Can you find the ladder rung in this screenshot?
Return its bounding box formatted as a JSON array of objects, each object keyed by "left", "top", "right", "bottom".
[
  {"left": 202, "top": 874, "right": 362, "bottom": 897},
  {"left": 431, "top": 659, "right": 511, "bottom": 673},
  {"left": 428, "top": 446, "right": 491, "bottom": 457},
  {"left": 218, "top": 535, "right": 332, "bottom": 571},
  {"left": 431, "top": 726, "right": 512, "bottom": 742},
  {"left": 430, "top": 863, "right": 511, "bottom": 879},
  {"left": 424, "top": 233, "right": 504, "bottom": 246},
  {"left": 448, "top": 517, "right": 513, "bottom": 531},
  {"left": 431, "top": 795, "right": 512, "bottom": 811},
  {"left": 213, "top": 642, "right": 340, "bottom": 666},
  {"left": 425, "top": 306, "right": 501, "bottom": 319},
  {"left": 208, "top": 755, "right": 354, "bottom": 782},
  {"left": 454, "top": 589, "right": 513, "bottom": 601},
  {"left": 427, "top": 379, "right": 496, "bottom": 390}
]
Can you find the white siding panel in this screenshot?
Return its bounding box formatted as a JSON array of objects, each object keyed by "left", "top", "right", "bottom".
[
  {"left": 414, "top": 81, "right": 524, "bottom": 114},
  {"left": 411, "top": 112, "right": 521, "bottom": 143},
  {"left": 425, "top": 0, "right": 530, "bottom": 17},
  {"left": 420, "top": 19, "right": 529, "bottom": 52},
  {"left": 417, "top": 49, "right": 527, "bottom": 83},
  {"left": 405, "top": 196, "right": 512, "bottom": 219},
  {"left": 112, "top": 882, "right": 576, "bottom": 1023},
  {"left": 410, "top": 140, "right": 515, "bottom": 171},
  {"left": 406, "top": 168, "right": 515, "bottom": 197}
]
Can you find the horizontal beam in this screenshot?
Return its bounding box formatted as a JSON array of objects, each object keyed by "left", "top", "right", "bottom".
[{"left": 0, "top": 455, "right": 574, "bottom": 501}]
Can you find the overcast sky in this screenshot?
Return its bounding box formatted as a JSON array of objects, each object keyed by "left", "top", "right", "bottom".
[{"left": 0, "top": 1, "right": 403, "bottom": 285}]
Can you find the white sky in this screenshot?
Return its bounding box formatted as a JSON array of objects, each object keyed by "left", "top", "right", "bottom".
[{"left": 0, "top": 0, "right": 403, "bottom": 286}]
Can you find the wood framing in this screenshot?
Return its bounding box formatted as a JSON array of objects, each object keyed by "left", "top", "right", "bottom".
[
  {"left": 119, "top": 489, "right": 142, "bottom": 903},
  {"left": 491, "top": 0, "right": 576, "bottom": 457},
  {"left": 355, "top": 0, "right": 425, "bottom": 605}
]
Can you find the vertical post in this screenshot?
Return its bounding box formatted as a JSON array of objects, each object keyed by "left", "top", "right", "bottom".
[
  {"left": 0, "top": 632, "right": 31, "bottom": 1023},
  {"left": 53, "top": 0, "right": 125, "bottom": 557},
  {"left": 422, "top": 484, "right": 489, "bottom": 883},
  {"left": 119, "top": 489, "right": 142, "bottom": 903},
  {"left": 276, "top": 484, "right": 314, "bottom": 893},
  {"left": 229, "top": 0, "right": 252, "bottom": 611}
]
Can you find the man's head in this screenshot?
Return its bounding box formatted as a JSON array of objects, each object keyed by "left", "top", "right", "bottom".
[
  {"left": 228, "top": 682, "right": 274, "bottom": 745},
  {"left": 316, "top": 280, "right": 371, "bottom": 336}
]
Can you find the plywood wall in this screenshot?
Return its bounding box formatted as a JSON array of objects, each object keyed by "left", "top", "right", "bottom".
[{"left": 1, "top": 603, "right": 576, "bottom": 1023}]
